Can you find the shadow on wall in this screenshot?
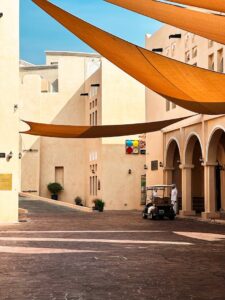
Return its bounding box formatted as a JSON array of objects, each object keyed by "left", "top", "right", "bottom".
[{"left": 20, "top": 68, "right": 101, "bottom": 202}]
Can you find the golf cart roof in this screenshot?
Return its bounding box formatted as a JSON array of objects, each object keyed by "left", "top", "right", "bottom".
[{"left": 146, "top": 184, "right": 175, "bottom": 190}]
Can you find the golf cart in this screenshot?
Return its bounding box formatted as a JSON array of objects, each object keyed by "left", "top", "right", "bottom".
[{"left": 142, "top": 184, "right": 176, "bottom": 220}]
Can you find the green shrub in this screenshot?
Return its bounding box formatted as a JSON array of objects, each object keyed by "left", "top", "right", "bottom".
[
  {"left": 47, "top": 182, "right": 63, "bottom": 195},
  {"left": 93, "top": 199, "right": 105, "bottom": 211},
  {"left": 74, "top": 196, "right": 83, "bottom": 206}
]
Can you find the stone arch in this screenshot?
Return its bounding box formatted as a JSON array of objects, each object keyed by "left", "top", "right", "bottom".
[
  {"left": 166, "top": 138, "right": 181, "bottom": 168},
  {"left": 184, "top": 132, "right": 203, "bottom": 165},
  {"left": 184, "top": 133, "right": 204, "bottom": 213},
  {"left": 165, "top": 138, "right": 182, "bottom": 211},
  {"left": 207, "top": 127, "right": 225, "bottom": 212},
  {"left": 207, "top": 126, "right": 225, "bottom": 163}
]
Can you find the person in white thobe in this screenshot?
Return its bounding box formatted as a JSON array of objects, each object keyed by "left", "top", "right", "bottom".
[
  {"left": 171, "top": 185, "right": 178, "bottom": 214},
  {"left": 148, "top": 189, "right": 157, "bottom": 214}
]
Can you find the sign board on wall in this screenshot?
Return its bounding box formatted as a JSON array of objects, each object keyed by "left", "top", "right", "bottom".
[
  {"left": 151, "top": 160, "right": 158, "bottom": 171},
  {"left": 0, "top": 174, "right": 12, "bottom": 191}
]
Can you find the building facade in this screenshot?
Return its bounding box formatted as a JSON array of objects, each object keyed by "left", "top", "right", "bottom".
[
  {"left": 145, "top": 25, "right": 225, "bottom": 219},
  {"left": 20, "top": 52, "right": 146, "bottom": 210},
  {"left": 0, "top": 0, "right": 20, "bottom": 223}
]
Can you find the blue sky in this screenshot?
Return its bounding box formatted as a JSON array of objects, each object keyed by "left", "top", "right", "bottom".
[{"left": 20, "top": 0, "right": 162, "bottom": 65}]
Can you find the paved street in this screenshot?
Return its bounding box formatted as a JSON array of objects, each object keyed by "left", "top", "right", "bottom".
[{"left": 0, "top": 199, "right": 225, "bottom": 300}]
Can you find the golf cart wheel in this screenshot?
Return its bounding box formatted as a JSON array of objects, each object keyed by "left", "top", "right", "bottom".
[
  {"left": 149, "top": 213, "right": 155, "bottom": 220},
  {"left": 142, "top": 212, "right": 147, "bottom": 219}
]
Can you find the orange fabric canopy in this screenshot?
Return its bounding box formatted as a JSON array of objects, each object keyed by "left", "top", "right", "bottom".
[
  {"left": 32, "top": 0, "right": 225, "bottom": 115},
  {"left": 105, "top": 0, "right": 225, "bottom": 45},
  {"left": 22, "top": 116, "right": 192, "bottom": 138},
  {"left": 164, "top": 0, "right": 225, "bottom": 14}
]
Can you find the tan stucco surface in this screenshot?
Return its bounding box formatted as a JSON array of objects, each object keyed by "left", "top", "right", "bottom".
[{"left": 0, "top": 1, "right": 20, "bottom": 222}]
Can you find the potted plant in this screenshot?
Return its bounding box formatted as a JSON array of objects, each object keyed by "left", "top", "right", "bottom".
[
  {"left": 47, "top": 182, "right": 63, "bottom": 200},
  {"left": 74, "top": 196, "right": 83, "bottom": 206},
  {"left": 93, "top": 199, "right": 105, "bottom": 212}
]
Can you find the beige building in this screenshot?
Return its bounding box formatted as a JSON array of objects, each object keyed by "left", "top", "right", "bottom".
[
  {"left": 145, "top": 25, "right": 225, "bottom": 219},
  {"left": 0, "top": 0, "right": 20, "bottom": 223},
  {"left": 20, "top": 52, "right": 146, "bottom": 210}
]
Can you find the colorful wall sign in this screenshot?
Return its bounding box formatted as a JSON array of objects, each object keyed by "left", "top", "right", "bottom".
[
  {"left": 125, "top": 140, "right": 139, "bottom": 154},
  {"left": 0, "top": 174, "right": 12, "bottom": 191},
  {"left": 125, "top": 138, "right": 146, "bottom": 155}
]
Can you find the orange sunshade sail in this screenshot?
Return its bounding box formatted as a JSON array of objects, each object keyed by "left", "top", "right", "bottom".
[
  {"left": 164, "top": 0, "right": 225, "bottom": 14},
  {"left": 105, "top": 0, "right": 225, "bottom": 45},
  {"left": 22, "top": 116, "right": 192, "bottom": 138},
  {"left": 32, "top": 0, "right": 225, "bottom": 114}
]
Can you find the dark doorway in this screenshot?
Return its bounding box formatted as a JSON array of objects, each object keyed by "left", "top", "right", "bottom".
[
  {"left": 191, "top": 139, "right": 204, "bottom": 213},
  {"left": 172, "top": 145, "right": 182, "bottom": 211},
  {"left": 215, "top": 163, "right": 222, "bottom": 211}
]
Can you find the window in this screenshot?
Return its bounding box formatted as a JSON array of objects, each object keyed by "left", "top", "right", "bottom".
[
  {"left": 185, "top": 33, "right": 190, "bottom": 48},
  {"left": 89, "top": 86, "right": 98, "bottom": 99},
  {"left": 41, "top": 78, "right": 49, "bottom": 93},
  {"left": 217, "top": 49, "right": 224, "bottom": 73},
  {"left": 95, "top": 98, "right": 97, "bottom": 106},
  {"left": 55, "top": 167, "right": 64, "bottom": 187},
  {"left": 95, "top": 111, "right": 97, "bottom": 126},
  {"left": 92, "top": 176, "right": 95, "bottom": 196},
  {"left": 208, "top": 53, "right": 214, "bottom": 71},
  {"left": 192, "top": 46, "right": 197, "bottom": 59},
  {"left": 90, "top": 114, "right": 92, "bottom": 126},
  {"left": 208, "top": 40, "right": 213, "bottom": 48},
  {"left": 193, "top": 63, "right": 197, "bottom": 67},
  {"left": 165, "top": 47, "right": 170, "bottom": 57},
  {"left": 166, "top": 100, "right": 170, "bottom": 111},
  {"left": 51, "top": 79, "right": 58, "bottom": 93},
  {"left": 171, "top": 43, "right": 176, "bottom": 57},
  {"left": 94, "top": 176, "right": 97, "bottom": 196},
  {"left": 185, "top": 51, "right": 190, "bottom": 63},
  {"left": 90, "top": 177, "right": 92, "bottom": 195},
  {"left": 172, "top": 102, "right": 176, "bottom": 109}
]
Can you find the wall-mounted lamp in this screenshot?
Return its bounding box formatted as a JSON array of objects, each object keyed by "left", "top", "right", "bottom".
[
  {"left": 128, "top": 169, "right": 132, "bottom": 174},
  {"left": 169, "top": 34, "right": 182, "bottom": 39},
  {"left": 199, "top": 158, "right": 204, "bottom": 163},
  {"left": 159, "top": 162, "right": 164, "bottom": 168},
  {"left": 92, "top": 169, "right": 95, "bottom": 174},
  {"left": 152, "top": 48, "right": 163, "bottom": 53},
  {"left": 177, "top": 160, "right": 182, "bottom": 165},
  {"left": 0, "top": 13, "right": 3, "bottom": 18},
  {"left": 23, "top": 149, "right": 39, "bottom": 153},
  {"left": 14, "top": 104, "right": 18, "bottom": 112},
  {"left": 144, "top": 164, "right": 148, "bottom": 170},
  {"left": 6, "top": 151, "right": 13, "bottom": 161},
  {"left": 18, "top": 152, "right": 22, "bottom": 159}
]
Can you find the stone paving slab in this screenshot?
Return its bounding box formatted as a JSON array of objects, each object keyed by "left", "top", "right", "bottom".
[{"left": 0, "top": 199, "right": 224, "bottom": 299}]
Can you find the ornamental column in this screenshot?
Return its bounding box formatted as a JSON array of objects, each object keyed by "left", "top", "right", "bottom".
[
  {"left": 179, "top": 164, "right": 196, "bottom": 216},
  {"left": 202, "top": 162, "right": 220, "bottom": 219}
]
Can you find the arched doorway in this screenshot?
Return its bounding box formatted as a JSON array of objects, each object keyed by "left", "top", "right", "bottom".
[
  {"left": 185, "top": 135, "right": 204, "bottom": 214},
  {"left": 165, "top": 139, "right": 182, "bottom": 211},
  {"left": 207, "top": 129, "right": 225, "bottom": 212}
]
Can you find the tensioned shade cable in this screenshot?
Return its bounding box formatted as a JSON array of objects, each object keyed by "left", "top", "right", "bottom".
[
  {"left": 21, "top": 116, "right": 192, "bottom": 138},
  {"left": 32, "top": 0, "right": 225, "bottom": 115},
  {"left": 164, "top": 0, "right": 225, "bottom": 14},
  {"left": 105, "top": 0, "right": 225, "bottom": 45}
]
